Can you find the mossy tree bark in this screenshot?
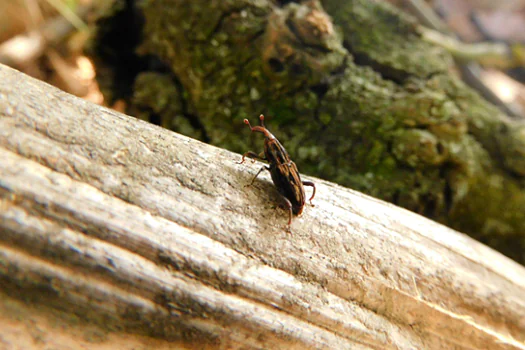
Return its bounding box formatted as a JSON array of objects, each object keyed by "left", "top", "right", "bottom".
[{"left": 90, "top": 0, "right": 525, "bottom": 264}]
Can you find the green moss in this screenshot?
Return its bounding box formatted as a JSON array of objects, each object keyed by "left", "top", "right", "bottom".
[
  {"left": 322, "top": 0, "right": 451, "bottom": 79},
  {"left": 392, "top": 129, "right": 446, "bottom": 167},
  {"left": 449, "top": 172, "right": 525, "bottom": 262}
]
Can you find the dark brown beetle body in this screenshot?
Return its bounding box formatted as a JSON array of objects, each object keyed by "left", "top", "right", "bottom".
[{"left": 239, "top": 115, "right": 315, "bottom": 230}]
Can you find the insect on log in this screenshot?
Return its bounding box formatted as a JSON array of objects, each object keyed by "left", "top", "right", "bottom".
[{"left": 238, "top": 115, "right": 316, "bottom": 231}]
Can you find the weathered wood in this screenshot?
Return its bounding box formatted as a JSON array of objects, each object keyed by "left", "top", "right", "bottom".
[{"left": 0, "top": 64, "right": 524, "bottom": 349}]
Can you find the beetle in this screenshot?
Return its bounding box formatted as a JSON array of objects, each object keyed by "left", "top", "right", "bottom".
[{"left": 238, "top": 114, "right": 316, "bottom": 231}]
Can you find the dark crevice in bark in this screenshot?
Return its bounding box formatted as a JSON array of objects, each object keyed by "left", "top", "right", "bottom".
[
  {"left": 247, "top": 28, "right": 266, "bottom": 43},
  {"left": 92, "top": 0, "right": 147, "bottom": 104},
  {"left": 183, "top": 112, "right": 210, "bottom": 143},
  {"left": 331, "top": 56, "right": 349, "bottom": 76},
  {"left": 143, "top": 55, "right": 173, "bottom": 74},
  {"left": 310, "top": 56, "right": 347, "bottom": 130},
  {"left": 391, "top": 190, "right": 400, "bottom": 206},
  {"left": 148, "top": 110, "right": 162, "bottom": 126},
  {"left": 276, "top": 0, "right": 299, "bottom": 5},
  {"left": 343, "top": 40, "right": 410, "bottom": 85},
  {"left": 141, "top": 53, "right": 210, "bottom": 142},
  {"left": 421, "top": 193, "right": 438, "bottom": 218},
  {"left": 310, "top": 83, "right": 328, "bottom": 100},
  {"left": 205, "top": 9, "right": 245, "bottom": 42},
  {"left": 310, "top": 84, "right": 326, "bottom": 136},
  {"left": 268, "top": 58, "right": 285, "bottom": 73},
  {"left": 310, "top": 80, "right": 331, "bottom": 132},
  {"left": 171, "top": 76, "right": 210, "bottom": 143},
  {"left": 441, "top": 170, "right": 453, "bottom": 215}
]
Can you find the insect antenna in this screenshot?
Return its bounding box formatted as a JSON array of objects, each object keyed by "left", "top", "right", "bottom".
[
  {"left": 259, "top": 114, "right": 266, "bottom": 128},
  {"left": 244, "top": 115, "right": 272, "bottom": 138}
]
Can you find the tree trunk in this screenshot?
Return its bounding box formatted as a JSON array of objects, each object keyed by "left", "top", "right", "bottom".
[
  {"left": 88, "top": 0, "right": 525, "bottom": 264},
  {"left": 1, "top": 64, "right": 525, "bottom": 349}
]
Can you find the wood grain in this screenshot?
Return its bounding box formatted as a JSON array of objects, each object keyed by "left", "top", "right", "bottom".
[{"left": 0, "top": 64, "right": 524, "bottom": 349}]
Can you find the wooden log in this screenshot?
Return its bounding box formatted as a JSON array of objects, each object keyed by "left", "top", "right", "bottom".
[{"left": 0, "top": 63, "right": 524, "bottom": 349}]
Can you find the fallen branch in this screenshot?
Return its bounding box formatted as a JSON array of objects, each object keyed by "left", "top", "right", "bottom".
[{"left": 0, "top": 64, "right": 524, "bottom": 349}]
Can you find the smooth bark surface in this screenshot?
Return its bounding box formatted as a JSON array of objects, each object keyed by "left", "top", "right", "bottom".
[{"left": 1, "top": 64, "right": 525, "bottom": 349}]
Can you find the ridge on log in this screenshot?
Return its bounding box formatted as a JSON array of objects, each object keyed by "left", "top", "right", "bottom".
[{"left": 0, "top": 64, "right": 524, "bottom": 349}]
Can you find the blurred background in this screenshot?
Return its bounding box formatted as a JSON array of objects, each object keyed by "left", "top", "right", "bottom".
[
  {"left": 0, "top": 0, "right": 103, "bottom": 105},
  {"left": 1, "top": 0, "right": 524, "bottom": 116}
]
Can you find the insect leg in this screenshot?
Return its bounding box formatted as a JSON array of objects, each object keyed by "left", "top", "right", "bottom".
[
  {"left": 282, "top": 196, "right": 293, "bottom": 232},
  {"left": 238, "top": 151, "right": 267, "bottom": 164},
  {"left": 249, "top": 165, "right": 270, "bottom": 185},
  {"left": 302, "top": 181, "right": 316, "bottom": 206}
]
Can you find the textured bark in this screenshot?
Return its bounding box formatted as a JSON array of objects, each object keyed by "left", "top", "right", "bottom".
[
  {"left": 1, "top": 64, "right": 525, "bottom": 349},
  {"left": 88, "top": 0, "right": 525, "bottom": 264}
]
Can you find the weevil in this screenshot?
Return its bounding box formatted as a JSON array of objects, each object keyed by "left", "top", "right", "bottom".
[{"left": 238, "top": 114, "right": 316, "bottom": 231}]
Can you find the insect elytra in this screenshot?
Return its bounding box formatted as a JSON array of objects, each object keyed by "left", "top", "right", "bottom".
[{"left": 239, "top": 114, "right": 315, "bottom": 231}]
